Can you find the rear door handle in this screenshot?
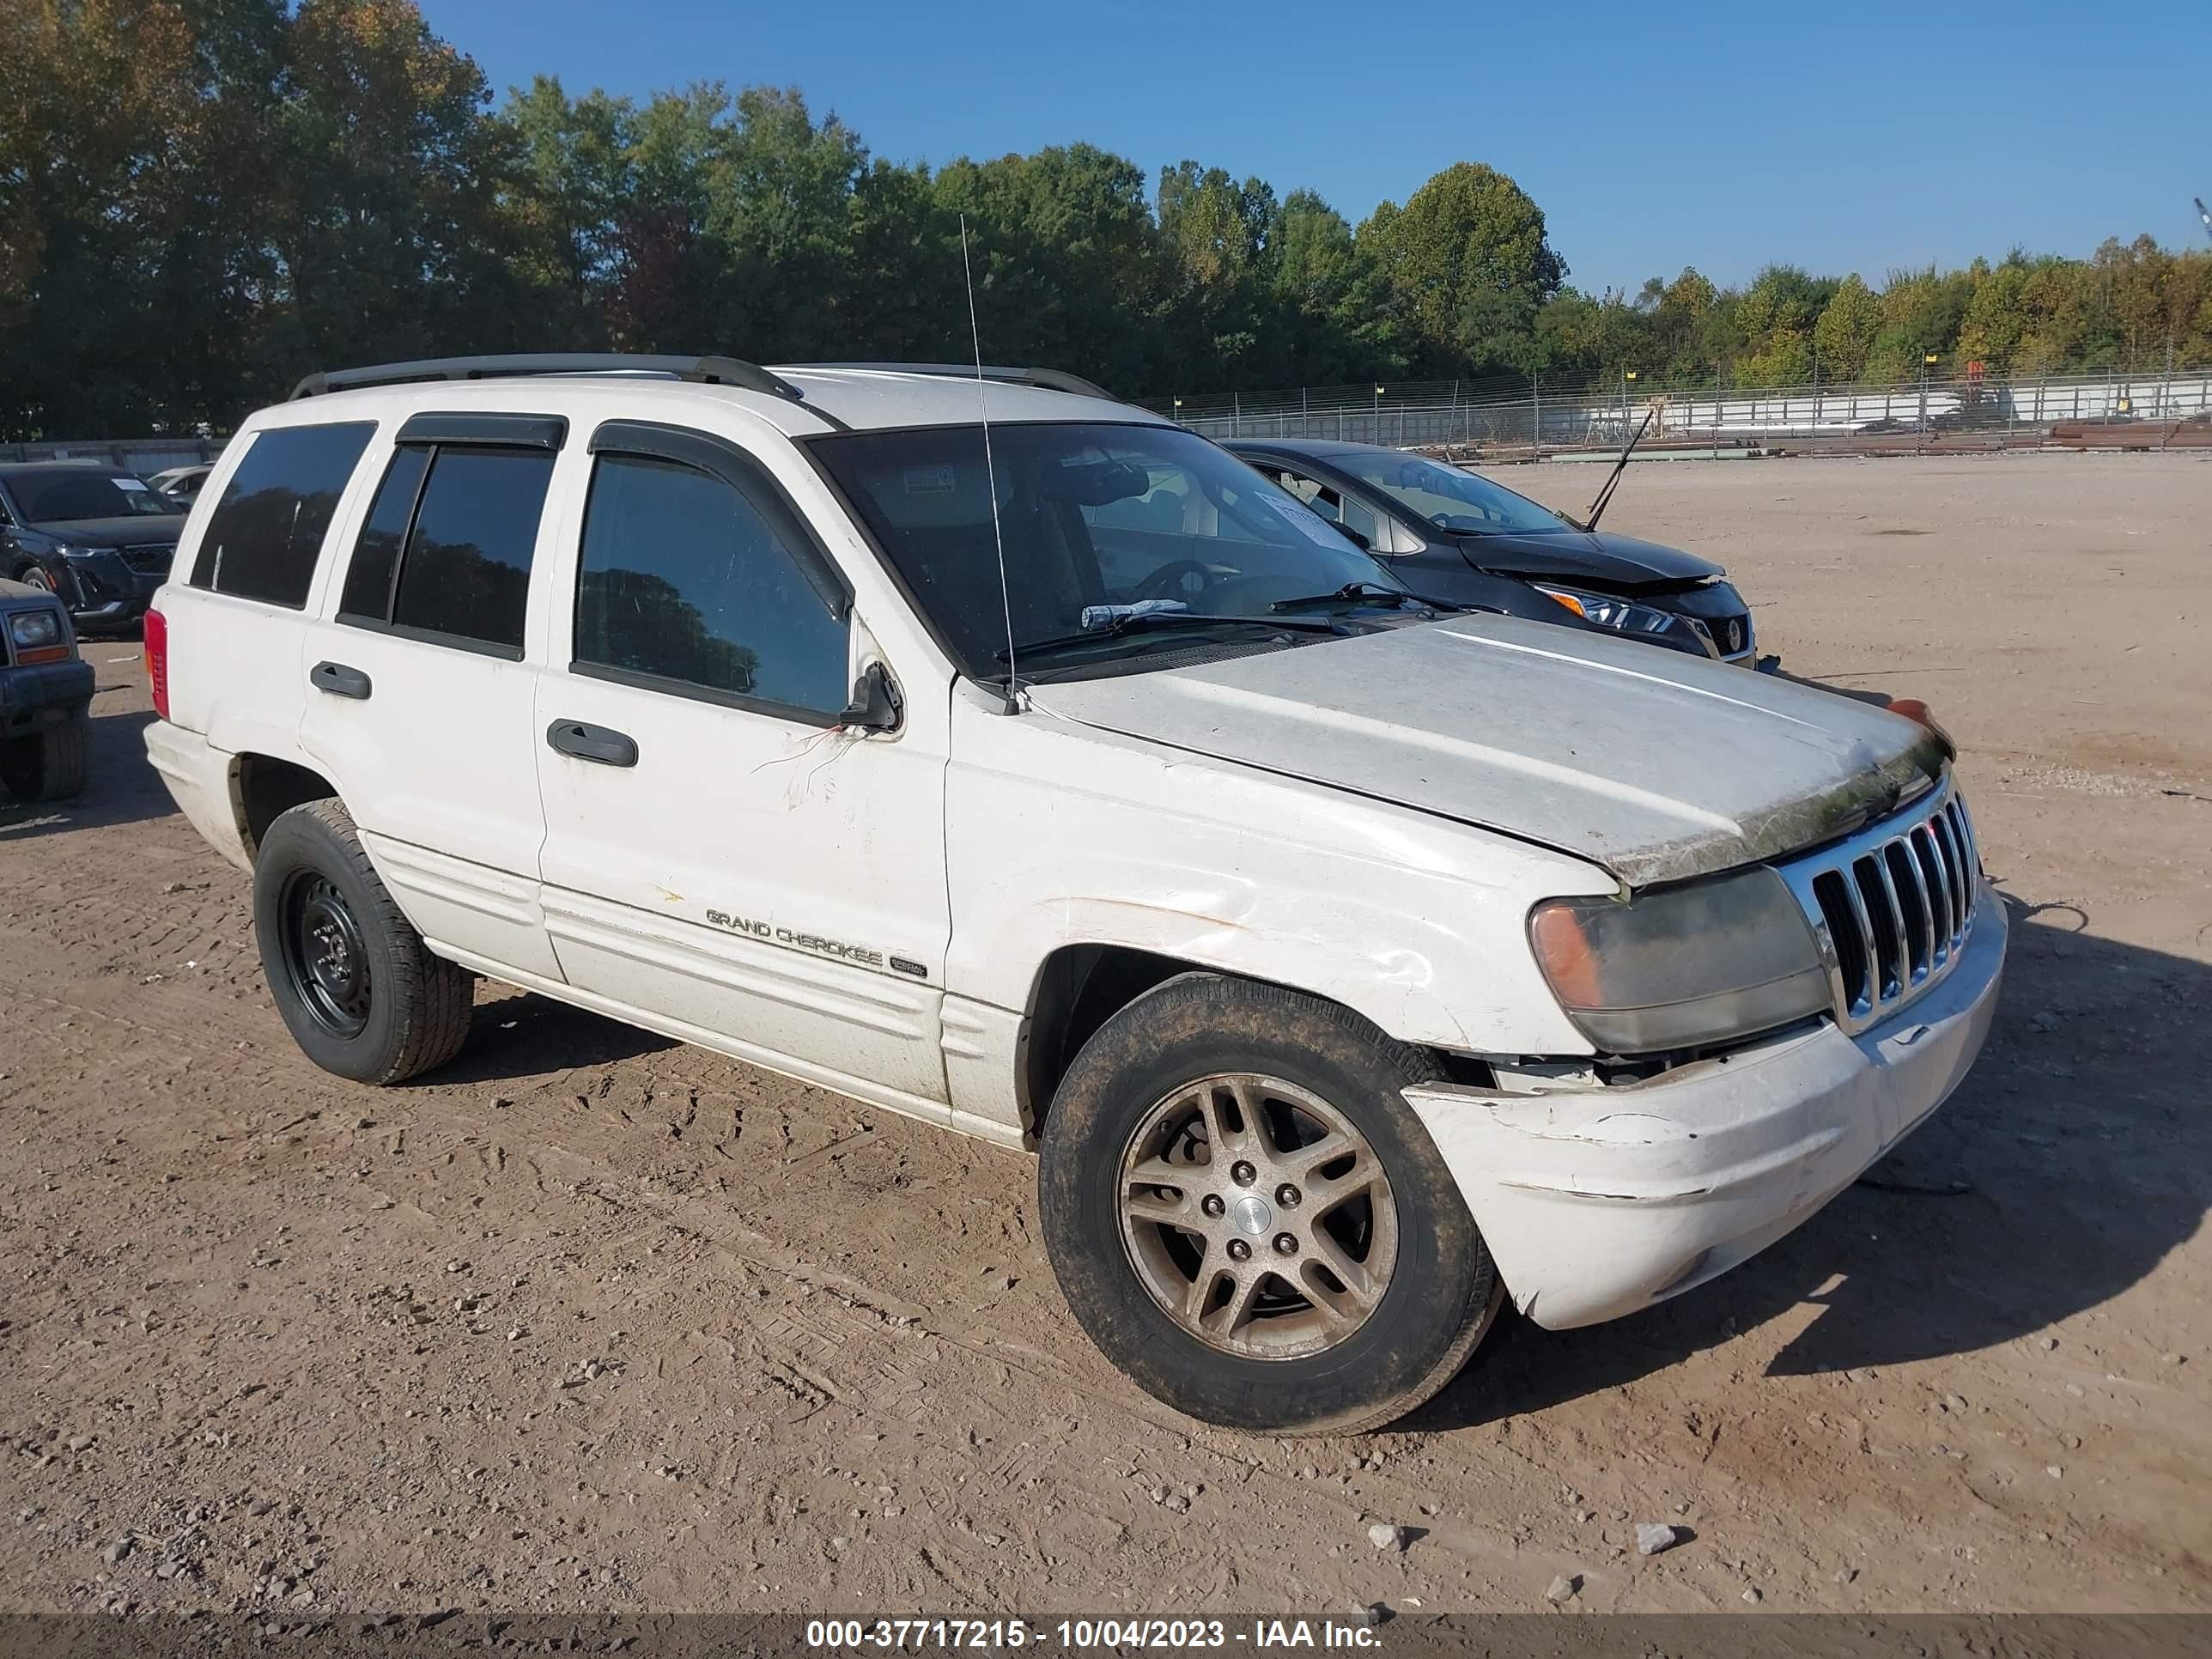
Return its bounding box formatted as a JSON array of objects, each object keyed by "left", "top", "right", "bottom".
[
  {"left": 310, "top": 660, "right": 371, "bottom": 700},
  {"left": 546, "top": 719, "right": 637, "bottom": 768}
]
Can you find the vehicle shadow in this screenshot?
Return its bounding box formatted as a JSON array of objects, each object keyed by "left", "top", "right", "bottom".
[
  {"left": 0, "top": 706, "right": 174, "bottom": 837},
  {"left": 429, "top": 986, "right": 681, "bottom": 1085},
  {"left": 1407, "top": 893, "right": 2209, "bottom": 1429}
]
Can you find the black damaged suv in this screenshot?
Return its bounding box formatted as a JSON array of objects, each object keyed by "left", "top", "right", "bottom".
[
  {"left": 0, "top": 459, "right": 185, "bottom": 634},
  {"left": 1227, "top": 438, "right": 1757, "bottom": 663},
  {"left": 0, "top": 574, "right": 91, "bottom": 801}
]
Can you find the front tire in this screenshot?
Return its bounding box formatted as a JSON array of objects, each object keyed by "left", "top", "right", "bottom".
[
  {"left": 1038, "top": 975, "right": 1501, "bottom": 1435},
  {"left": 252, "top": 799, "right": 473, "bottom": 1084}
]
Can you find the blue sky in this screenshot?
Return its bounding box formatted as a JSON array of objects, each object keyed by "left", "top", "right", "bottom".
[{"left": 427, "top": 0, "right": 2212, "bottom": 295}]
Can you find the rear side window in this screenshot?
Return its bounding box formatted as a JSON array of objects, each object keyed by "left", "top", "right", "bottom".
[
  {"left": 189, "top": 422, "right": 375, "bottom": 607},
  {"left": 338, "top": 447, "right": 429, "bottom": 621},
  {"left": 338, "top": 446, "right": 554, "bottom": 656},
  {"left": 574, "top": 453, "right": 848, "bottom": 719}
]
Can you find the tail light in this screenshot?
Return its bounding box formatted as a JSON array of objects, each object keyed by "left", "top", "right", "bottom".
[{"left": 145, "top": 606, "right": 169, "bottom": 720}]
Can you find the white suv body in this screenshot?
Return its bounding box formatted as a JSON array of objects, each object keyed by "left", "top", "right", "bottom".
[{"left": 145, "top": 357, "right": 2004, "bottom": 1432}]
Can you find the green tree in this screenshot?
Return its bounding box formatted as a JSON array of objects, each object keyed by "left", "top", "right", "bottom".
[
  {"left": 1156, "top": 161, "right": 1275, "bottom": 380},
  {"left": 1813, "top": 272, "right": 1884, "bottom": 379},
  {"left": 932, "top": 143, "right": 1162, "bottom": 394},
  {"left": 1358, "top": 161, "right": 1565, "bottom": 374}
]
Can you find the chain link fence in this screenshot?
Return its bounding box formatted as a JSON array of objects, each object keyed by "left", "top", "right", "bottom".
[
  {"left": 1147, "top": 364, "right": 2212, "bottom": 454},
  {"left": 0, "top": 435, "right": 227, "bottom": 473}
]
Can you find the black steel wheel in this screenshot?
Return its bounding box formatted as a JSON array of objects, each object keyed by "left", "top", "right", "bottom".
[
  {"left": 278, "top": 869, "right": 374, "bottom": 1039},
  {"left": 252, "top": 798, "right": 473, "bottom": 1084}
]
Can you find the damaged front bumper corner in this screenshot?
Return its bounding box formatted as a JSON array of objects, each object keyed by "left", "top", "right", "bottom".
[{"left": 1405, "top": 884, "right": 2006, "bottom": 1331}]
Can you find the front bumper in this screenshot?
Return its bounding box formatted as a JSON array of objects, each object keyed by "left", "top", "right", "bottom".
[
  {"left": 1406, "top": 878, "right": 2006, "bottom": 1330},
  {"left": 0, "top": 655, "right": 95, "bottom": 737},
  {"left": 54, "top": 552, "right": 167, "bottom": 630}
]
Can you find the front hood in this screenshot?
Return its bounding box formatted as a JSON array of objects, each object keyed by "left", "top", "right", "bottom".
[
  {"left": 1027, "top": 615, "right": 1946, "bottom": 888},
  {"left": 29, "top": 516, "right": 184, "bottom": 548},
  {"left": 1455, "top": 528, "right": 1722, "bottom": 589}
]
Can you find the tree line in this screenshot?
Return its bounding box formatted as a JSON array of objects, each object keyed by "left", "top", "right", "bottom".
[{"left": 5, "top": 0, "right": 2210, "bottom": 440}]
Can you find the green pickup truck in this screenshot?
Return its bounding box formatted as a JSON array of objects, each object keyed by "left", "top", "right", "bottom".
[{"left": 0, "top": 575, "right": 92, "bottom": 801}]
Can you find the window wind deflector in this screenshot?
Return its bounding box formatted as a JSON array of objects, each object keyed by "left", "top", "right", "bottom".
[
  {"left": 586, "top": 418, "right": 852, "bottom": 622},
  {"left": 395, "top": 412, "right": 568, "bottom": 451}
]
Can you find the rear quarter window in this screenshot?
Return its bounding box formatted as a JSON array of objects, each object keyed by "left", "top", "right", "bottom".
[{"left": 188, "top": 422, "right": 376, "bottom": 608}]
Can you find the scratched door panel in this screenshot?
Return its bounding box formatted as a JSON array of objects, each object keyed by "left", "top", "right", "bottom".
[{"left": 532, "top": 667, "right": 951, "bottom": 1106}]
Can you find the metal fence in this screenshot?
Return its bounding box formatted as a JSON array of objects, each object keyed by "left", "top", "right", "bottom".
[
  {"left": 1150, "top": 365, "right": 2212, "bottom": 453},
  {"left": 0, "top": 435, "right": 227, "bottom": 473}
]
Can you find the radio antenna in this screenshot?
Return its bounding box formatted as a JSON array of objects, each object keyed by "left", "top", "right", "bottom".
[{"left": 960, "top": 216, "right": 1020, "bottom": 714}]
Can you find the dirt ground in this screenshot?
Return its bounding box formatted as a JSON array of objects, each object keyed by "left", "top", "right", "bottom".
[{"left": 2, "top": 452, "right": 2208, "bottom": 1623}]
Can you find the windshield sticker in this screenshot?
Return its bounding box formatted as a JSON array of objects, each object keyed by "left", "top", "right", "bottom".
[
  {"left": 902, "top": 465, "right": 957, "bottom": 495},
  {"left": 114, "top": 478, "right": 149, "bottom": 492},
  {"left": 1260, "top": 492, "right": 1352, "bottom": 548}
]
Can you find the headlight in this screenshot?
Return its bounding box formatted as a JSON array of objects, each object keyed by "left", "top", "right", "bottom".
[
  {"left": 9, "top": 609, "right": 63, "bottom": 648},
  {"left": 1533, "top": 583, "right": 1683, "bottom": 641},
  {"left": 1528, "top": 867, "right": 1832, "bottom": 1053}
]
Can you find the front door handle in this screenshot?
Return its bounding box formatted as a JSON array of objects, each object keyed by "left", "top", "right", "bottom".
[
  {"left": 310, "top": 660, "right": 371, "bottom": 700},
  {"left": 546, "top": 719, "right": 637, "bottom": 768}
]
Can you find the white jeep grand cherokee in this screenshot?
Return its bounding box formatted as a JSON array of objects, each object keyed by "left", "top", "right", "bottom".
[{"left": 144, "top": 354, "right": 2004, "bottom": 1434}]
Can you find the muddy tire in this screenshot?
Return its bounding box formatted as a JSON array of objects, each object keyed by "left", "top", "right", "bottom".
[
  {"left": 0, "top": 708, "right": 88, "bottom": 802},
  {"left": 252, "top": 799, "right": 473, "bottom": 1085},
  {"left": 1038, "top": 974, "right": 1501, "bottom": 1435}
]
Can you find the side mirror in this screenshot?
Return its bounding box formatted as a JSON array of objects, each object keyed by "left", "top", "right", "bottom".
[{"left": 839, "top": 660, "right": 903, "bottom": 733}]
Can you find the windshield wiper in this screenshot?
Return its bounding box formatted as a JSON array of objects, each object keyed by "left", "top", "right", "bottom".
[
  {"left": 994, "top": 611, "right": 1337, "bottom": 665},
  {"left": 1270, "top": 580, "right": 1482, "bottom": 615}
]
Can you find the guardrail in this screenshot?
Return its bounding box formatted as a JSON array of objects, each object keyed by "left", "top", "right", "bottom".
[{"left": 1152, "top": 367, "right": 2212, "bottom": 453}]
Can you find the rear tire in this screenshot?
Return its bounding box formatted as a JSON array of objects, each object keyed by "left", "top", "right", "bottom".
[
  {"left": 1038, "top": 974, "right": 1501, "bottom": 1435},
  {"left": 0, "top": 708, "right": 88, "bottom": 801},
  {"left": 252, "top": 798, "right": 473, "bottom": 1084}
]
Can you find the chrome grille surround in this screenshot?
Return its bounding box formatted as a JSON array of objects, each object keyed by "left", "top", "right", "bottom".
[{"left": 1774, "top": 775, "right": 1982, "bottom": 1036}]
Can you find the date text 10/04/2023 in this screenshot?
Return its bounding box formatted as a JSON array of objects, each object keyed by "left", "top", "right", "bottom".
[{"left": 804, "top": 1620, "right": 1383, "bottom": 1650}]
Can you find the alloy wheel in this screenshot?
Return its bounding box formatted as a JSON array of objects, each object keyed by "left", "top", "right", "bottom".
[{"left": 1116, "top": 1073, "right": 1397, "bottom": 1359}]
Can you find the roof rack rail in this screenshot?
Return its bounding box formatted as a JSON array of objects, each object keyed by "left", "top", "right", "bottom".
[
  {"left": 289, "top": 354, "right": 811, "bottom": 404},
  {"left": 793, "top": 362, "right": 1120, "bottom": 403}
]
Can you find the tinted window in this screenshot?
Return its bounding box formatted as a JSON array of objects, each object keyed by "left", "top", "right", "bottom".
[
  {"left": 190, "top": 422, "right": 375, "bottom": 606},
  {"left": 387, "top": 448, "right": 553, "bottom": 653},
  {"left": 576, "top": 454, "right": 848, "bottom": 717},
  {"left": 337, "top": 446, "right": 430, "bottom": 621}
]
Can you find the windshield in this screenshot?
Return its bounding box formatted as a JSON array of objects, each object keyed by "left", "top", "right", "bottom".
[
  {"left": 1336, "top": 453, "right": 1570, "bottom": 536},
  {"left": 814, "top": 422, "right": 1404, "bottom": 679},
  {"left": 5, "top": 468, "right": 184, "bottom": 522}
]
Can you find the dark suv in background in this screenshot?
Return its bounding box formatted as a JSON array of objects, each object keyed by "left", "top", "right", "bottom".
[
  {"left": 0, "top": 574, "right": 91, "bottom": 801},
  {"left": 1226, "top": 438, "right": 1757, "bottom": 663},
  {"left": 0, "top": 460, "right": 186, "bottom": 634}
]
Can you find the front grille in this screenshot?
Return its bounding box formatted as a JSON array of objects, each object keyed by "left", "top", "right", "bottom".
[
  {"left": 120, "top": 544, "right": 174, "bottom": 575},
  {"left": 1776, "top": 780, "right": 1981, "bottom": 1034}
]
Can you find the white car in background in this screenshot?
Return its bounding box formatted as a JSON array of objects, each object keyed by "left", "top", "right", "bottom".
[{"left": 143, "top": 354, "right": 2004, "bottom": 1434}]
